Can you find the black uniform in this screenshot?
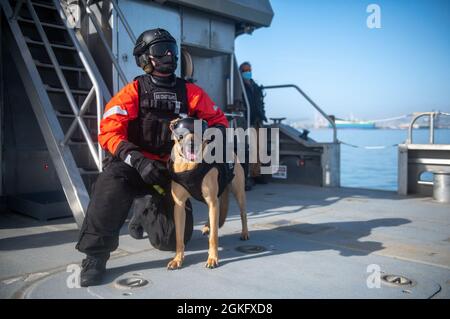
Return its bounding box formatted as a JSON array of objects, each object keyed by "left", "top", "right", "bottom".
[{"left": 76, "top": 75, "right": 194, "bottom": 256}]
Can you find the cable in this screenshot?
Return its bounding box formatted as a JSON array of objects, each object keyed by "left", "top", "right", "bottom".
[
  {"left": 369, "top": 113, "right": 413, "bottom": 123},
  {"left": 339, "top": 140, "right": 398, "bottom": 149}
]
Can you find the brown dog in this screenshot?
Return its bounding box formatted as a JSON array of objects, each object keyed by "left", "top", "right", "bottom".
[{"left": 167, "top": 120, "right": 249, "bottom": 270}]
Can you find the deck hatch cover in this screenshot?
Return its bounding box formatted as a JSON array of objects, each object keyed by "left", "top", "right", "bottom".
[
  {"left": 381, "top": 274, "right": 414, "bottom": 287},
  {"left": 235, "top": 245, "right": 267, "bottom": 254},
  {"left": 115, "top": 277, "right": 149, "bottom": 289}
]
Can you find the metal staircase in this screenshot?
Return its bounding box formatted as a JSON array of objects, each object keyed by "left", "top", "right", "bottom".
[{"left": 1, "top": 0, "right": 112, "bottom": 226}]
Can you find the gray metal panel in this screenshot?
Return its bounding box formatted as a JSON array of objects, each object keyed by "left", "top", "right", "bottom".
[
  {"left": 268, "top": 123, "right": 340, "bottom": 187},
  {"left": 4, "top": 150, "right": 62, "bottom": 195},
  {"left": 181, "top": 9, "right": 209, "bottom": 48},
  {"left": 210, "top": 18, "right": 234, "bottom": 53},
  {"left": 398, "top": 143, "right": 450, "bottom": 196},
  {"left": 181, "top": 9, "right": 235, "bottom": 53},
  {"left": 7, "top": 191, "right": 72, "bottom": 221},
  {"left": 189, "top": 52, "right": 228, "bottom": 109},
  {"left": 166, "top": 0, "right": 273, "bottom": 27},
  {"left": 321, "top": 143, "right": 340, "bottom": 187},
  {"left": 398, "top": 144, "right": 408, "bottom": 195}
]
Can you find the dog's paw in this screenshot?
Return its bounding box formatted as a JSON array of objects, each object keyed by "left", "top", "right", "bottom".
[
  {"left": 201, "top": 225, "right": 210, "bottom": 236},
  {"left": 205, "top": 256, "right": 219, "bottom": 269},
  {"left": 240, "top": 231, "right": 250, "bottom": 241},
  {"left": 167, "top": 258, "right": 183, "bottom": 270}
]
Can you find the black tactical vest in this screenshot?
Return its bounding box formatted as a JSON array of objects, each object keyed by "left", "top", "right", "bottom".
[
  {"left": 128, "top": 75, "right": 188, "bottom": 155},
  {"left": 168, "top": 161, "right": 234, "bottom": 203}
]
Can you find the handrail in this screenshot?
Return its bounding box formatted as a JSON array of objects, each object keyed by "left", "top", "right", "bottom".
[
  {"left": 109, "top": 0, "right": 136, "bottom": 43},
  {"left": 82, "top": 0, "right": 138, "bottom": 166},
  {"left": 53, "top": 0, "right": 105, "bottom": 171},
  {"left": 234, "top": 54, "right": 251, "bottom": 130},
  {"left": 80, "top": 0, "right": 137, "bottom": 87},
  {"left": 261, "top": 84, "right": 338, "bottom": 143},
  {"left": 10, "top": 0, "right": 24, "bottom": 19},
  {"left": 407, "top": 111, "right": 449, "bottom": 144},
  {"left": 79, "top": 0, "right": 128, "bottom": 86},
  {"left": 57, "top": 0, "right": 138, "bottom": 170}
]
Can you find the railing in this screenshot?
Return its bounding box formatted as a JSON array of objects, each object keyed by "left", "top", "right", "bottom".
[
  {"left": 261, "top": 84, "right": 338, "bottom": 143},
  {"left": 224, "top": 112, "right": 244, "bottom": 129},
  {"left": 234, "top": 54, "right": 251, "bottom": 130},
  {"left": 53, "top": 0, "right": 106, "bottom": 171},
  {"left": 79, "top": 0, "right": 136, "bottom": 86},
  {"left": 407, "top": 111, "right": 450, "bottom": 144}
]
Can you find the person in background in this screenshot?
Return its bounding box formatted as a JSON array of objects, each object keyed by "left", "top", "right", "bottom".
[{"left": 240, "top": 62, "right": 268, "bottom": 188}]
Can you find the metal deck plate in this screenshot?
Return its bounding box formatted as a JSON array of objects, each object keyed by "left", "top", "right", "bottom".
[{"left": 1, "top": 184, "right": 449, "bottom": 299}]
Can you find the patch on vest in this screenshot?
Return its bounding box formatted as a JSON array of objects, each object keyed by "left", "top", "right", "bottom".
[{"left": 154, "top": 92, "right": 177, "bottom": 101}]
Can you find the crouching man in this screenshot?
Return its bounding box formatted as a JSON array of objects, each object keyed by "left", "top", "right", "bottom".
[{"left": 76, "top": 28, "right": 229, "bottom": 287}]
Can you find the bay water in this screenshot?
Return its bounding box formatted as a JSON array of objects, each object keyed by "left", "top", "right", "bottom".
[{"left": 308, "top": 128, "right": 450, "bottom": 191}]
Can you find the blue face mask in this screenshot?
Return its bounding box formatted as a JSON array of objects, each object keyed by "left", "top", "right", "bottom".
[{"left": 242, "top": 71, "right": 252, "bottom": 80}]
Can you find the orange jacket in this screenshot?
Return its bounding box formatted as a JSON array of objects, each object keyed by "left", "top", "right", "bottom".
[{"left": 99, "top": 80, "right": 228, "bottom": 162}]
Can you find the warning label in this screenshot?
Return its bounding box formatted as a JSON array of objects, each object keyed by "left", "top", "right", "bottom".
[{"left": 272, "top": 165, "right": 287, "bottom": 179}]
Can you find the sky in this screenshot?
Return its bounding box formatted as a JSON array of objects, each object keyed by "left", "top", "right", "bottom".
[{"left": 235, "top": 0, "right": 450, "bottom": 122}]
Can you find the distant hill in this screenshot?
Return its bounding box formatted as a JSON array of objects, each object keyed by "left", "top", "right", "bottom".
[{"left": 282, "top": 112, "right": 450, "bottom": 129}]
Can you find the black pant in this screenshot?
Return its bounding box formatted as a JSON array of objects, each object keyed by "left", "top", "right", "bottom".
[{"left": 76, "top": 160, "right": 155, "bottom": 256}]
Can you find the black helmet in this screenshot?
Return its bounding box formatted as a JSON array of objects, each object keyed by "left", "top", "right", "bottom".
[
  {"left": 172, "top": 117, "right": 208, "bottom": 140},
  {"left": 133, "top": 28, "right": 178, "bottom": 73}
]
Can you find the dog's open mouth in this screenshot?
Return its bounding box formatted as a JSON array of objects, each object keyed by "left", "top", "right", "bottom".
[{"left": 183, "top": 148, "right": 198, "bottom": 162}]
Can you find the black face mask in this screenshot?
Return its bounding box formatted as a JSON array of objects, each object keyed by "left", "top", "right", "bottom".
[{"left": 151, "top": 54, "right": 178, "bottom": 74}]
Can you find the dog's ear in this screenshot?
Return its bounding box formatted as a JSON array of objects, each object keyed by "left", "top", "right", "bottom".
[{"left": 169, "top": 118, "right": 180, "bottom": 132}]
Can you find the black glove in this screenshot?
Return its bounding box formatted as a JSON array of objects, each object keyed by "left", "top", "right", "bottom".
[{"left": 127, "top": 151, "right": 170, "bottom": 187}]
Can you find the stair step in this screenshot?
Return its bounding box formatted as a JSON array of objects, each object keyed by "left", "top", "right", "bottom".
[
  {"left": 31, "top": 1, "right": 57, "bottom": 10},
  {"left": 17, "top": 16, "right": 66, "bottom": 30},
  {"left": 68, "top": 141, "right": 100, "bottom": 149},
  {"left": 79, "top": 168, "right": 100, "bottom": 175},
  {"left": 35, "top": 60, "right": 86, "bottom": 72},
  {"left": 25, "top": 36, "right": 75, "bottom": 51},
  {"left": 45, "top": 85, "right": 90, "bottom": 95},
  {"left": 68, "top": 140, "right": 89, "bottom": 146},
  {"left": 56, "top": 111, "right": 97, "bottom": 119}
]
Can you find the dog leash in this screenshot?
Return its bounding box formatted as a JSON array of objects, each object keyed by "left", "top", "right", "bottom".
[{"left": 153, "top": 185, "right": 165, "bottom": 195}]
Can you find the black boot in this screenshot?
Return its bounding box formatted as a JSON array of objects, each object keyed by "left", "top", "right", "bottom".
[
  {"left": 128, "top": 208, "right": 145, "bottom": 240},
  {"left": 80, "top": 254, "right": 109, "bottom": 287}
]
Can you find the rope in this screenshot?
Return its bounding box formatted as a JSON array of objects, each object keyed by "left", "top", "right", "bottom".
[
  {"left": 339, "top": 140, "right": 398, "bottom": 149},
  {"left": 337, "top": 112, "right": 449, "bottom": 123},
  {"left": 369, "top": 113, "right": 412, "bottom": 123}
]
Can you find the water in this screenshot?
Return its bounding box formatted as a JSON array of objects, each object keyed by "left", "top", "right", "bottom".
[{"left": 307, "top": 128, "right": 450, "bottom": 191}]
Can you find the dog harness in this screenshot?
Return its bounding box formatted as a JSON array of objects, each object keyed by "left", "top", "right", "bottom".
[{"left": 169, "top": 161, "right": 234, "bottom": 203}]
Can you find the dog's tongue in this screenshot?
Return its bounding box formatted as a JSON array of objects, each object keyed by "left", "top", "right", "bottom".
[{"left": 186, "top": 150, "right": 197, "bottom": 161}]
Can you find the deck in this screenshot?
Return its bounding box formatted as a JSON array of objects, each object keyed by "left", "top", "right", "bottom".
[{"left": 0, "top": 183, "right": 449, "bottom": 299}]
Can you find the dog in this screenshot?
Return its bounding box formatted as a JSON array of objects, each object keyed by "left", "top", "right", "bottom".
[{"left": 167, "top": 118, "right": 249, "bottom": 270}]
